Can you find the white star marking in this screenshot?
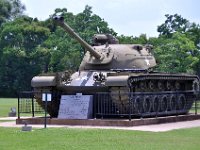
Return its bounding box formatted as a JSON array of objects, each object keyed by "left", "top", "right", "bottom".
[{"left": 145, "top": 58, "right": 150, "bottom": 66}]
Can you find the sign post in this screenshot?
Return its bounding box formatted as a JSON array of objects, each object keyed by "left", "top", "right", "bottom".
[{"left": 42, "top": 93, "right": 52, "bottom": 128}]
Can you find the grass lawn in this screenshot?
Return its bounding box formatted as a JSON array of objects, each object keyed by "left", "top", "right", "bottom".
[
  {"left": 0, "top": 127, "right": 200, "bottom": 150},
  {"left": 0, "top": 98, "right": 18, "bottom": 117},
  {"left": 0, "top": 98, "right": 200, "bottom": 149},
  {"left": 0, "top": 98, "right": 44, "bottom": 118},
  {"left": 0, "top": 120, "right": 15, "bottom": 122}
]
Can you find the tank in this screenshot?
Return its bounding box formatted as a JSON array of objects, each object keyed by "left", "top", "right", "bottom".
[{"left": 31, "top": 16, "right": 200, "bottom": 118}]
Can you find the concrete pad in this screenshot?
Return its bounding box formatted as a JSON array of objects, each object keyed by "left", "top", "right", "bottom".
[
  {"left": 125, "top": 120, "right": 200, "bottom": 132},
  {"left": 1, "top": 119, "right": 200, "bottom": 132},
  {"left": 16, "top": 114, "right": 200, "bottom": 127},
  {"left": 0, "top": 117, "right": 18, "bottom": 120}
]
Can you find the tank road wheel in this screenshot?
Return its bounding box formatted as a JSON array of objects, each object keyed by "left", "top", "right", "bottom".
[
  {"left": 139, "top": 81, "right": 147, "bottom": 91},
  {"left": 110, "top": 87, "right": 129, "bottom": 114},
  {"left": 193, "top": 79, "right": 200, "bottom": 94},
  {"left": 158, "top": 81, "right": 165, "bottom": 90},
  {"left": 169, "top": 95, "right": 176, "bottom": 111},
  {"left": 110, "top": 89, "right": 121, "bottom": 105},
  {"left": 177, "top": 94, "right": 186, "bottom": 110},
  {"left": 110, "top": 91, "right": 123, "bottom": 113},
  {"left": 160, "top": 95, "right": 168, "bottom": 112},
  {"left": 148, "top": 81, "right": 155, "bottom": 90},
  {"left": 175, "top": 81, "right": 181, "bottom": 90},
  {"left": 166, "top": 81, "right": 172, "bottom": 91},
  {"left": 143, "top": 96, "right": 151, "bottom": 113},
  {"left": 119, "top": 87, "right": 129, "bottom": 106},
  {"left": 134, "top": 96, "right": 143, "bottom": 114},
  {"left": 152, "top": 96, "right": 159, "bottom": 112}
]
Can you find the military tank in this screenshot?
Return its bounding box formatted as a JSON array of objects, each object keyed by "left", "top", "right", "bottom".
[{"left": 31, "top": 16, "right": 199, "bottom": 118}]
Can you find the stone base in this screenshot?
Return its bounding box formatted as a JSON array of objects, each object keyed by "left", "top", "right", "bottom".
[
  {"left": 16, "top": 114, "right": 200, "bottom": 127},
  {"left": 8, "top": 112, "right": 16, "bottom": 117},
  {"left": 21, "top": 126, "right": 32, "bottom": 131}
]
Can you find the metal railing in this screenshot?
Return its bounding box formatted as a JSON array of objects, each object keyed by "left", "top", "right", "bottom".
[
  {"left": 18, "top": 91, "right": 45, "bottom": 118},
  {"left": 94, "top": 91, "right": 200, "bottom": 120},
  {"left": 18, "top": 90, "right": 200, "bottom": 120}
]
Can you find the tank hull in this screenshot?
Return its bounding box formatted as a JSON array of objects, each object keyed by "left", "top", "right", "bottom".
[{"left": 32, "top": 71, "right": 199, "bottom": 118}]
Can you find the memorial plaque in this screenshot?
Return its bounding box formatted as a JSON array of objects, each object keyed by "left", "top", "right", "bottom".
[{"left": 58, "top": 94, "right": 93, "bottom": 119}]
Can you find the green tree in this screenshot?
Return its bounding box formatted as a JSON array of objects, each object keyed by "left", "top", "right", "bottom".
[
  {"left": 0, "top": 0, "right": 25, "bottom": 26},
  {"left": 150, "top": 33, "right": 199, "bottom": 73},
  {"left": 156, "top": 14, "right": 200, "bottom": 75},
  {"left": 157, "top": 14, "right": 189, "bottom": 37},
  {"left": 0, "top": 16, "right": 50, "bottom": 97},
  {"left": 118, "top": 34, "right": 148, "bottom": 44}
]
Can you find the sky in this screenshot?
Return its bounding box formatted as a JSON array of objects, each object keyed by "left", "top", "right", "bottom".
[{"left": 20, "top": 0, "right": 200, "bottom": 37}]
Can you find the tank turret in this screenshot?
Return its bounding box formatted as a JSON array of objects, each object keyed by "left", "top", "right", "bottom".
[{"left": 53, "top": 16, "right": 157, "bottom": 71}]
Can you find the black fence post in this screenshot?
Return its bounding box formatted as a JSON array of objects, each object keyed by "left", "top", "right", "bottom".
[
  {"left": 195, "top": 96, "right": 197, "bottom": 115},
  {"left": 18, "top": 92, "right": 20, "bottom": 119},
  {"left": 129, "top": 92, "right": 131, "bottom": 121},
  {"left": 31, "top": 94, "right": 35, "bottom": 117},
  {"left": 175, "top": 93, "right": 178, "bottom": 117},
  {"left": 94, "top": 94, "right": 96, "bottom": 119},
  {"left": 44, "top": 93, "right": 47, "bottom": 128}
]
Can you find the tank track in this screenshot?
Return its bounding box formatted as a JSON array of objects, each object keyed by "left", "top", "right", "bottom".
[{"left": 110, "top": 73, "right": 199, "bottom": 117}]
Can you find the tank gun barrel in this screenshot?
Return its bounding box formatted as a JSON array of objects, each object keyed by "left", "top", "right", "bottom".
[{"left": 53, "top": 16, "right": 101, "bottom": 59}]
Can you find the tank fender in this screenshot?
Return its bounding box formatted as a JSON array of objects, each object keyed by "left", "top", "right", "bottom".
[
  {"left": 31, "top": 76, "right": 56, "bottom": 87},
  {"left": 105, "top": 75, "right": 129, "bottom": 86}
]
